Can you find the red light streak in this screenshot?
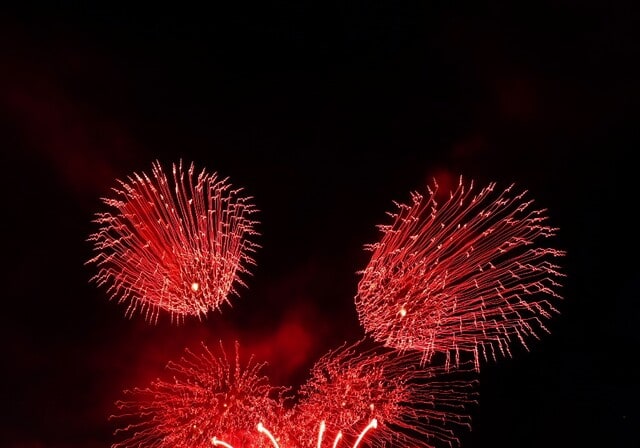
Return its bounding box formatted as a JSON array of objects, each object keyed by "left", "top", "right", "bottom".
[{"left": 212, "top": 419, "right": 377, "bottom": 448}]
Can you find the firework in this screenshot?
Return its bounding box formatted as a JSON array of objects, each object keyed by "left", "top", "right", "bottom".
[
  {"left": 111, "top": 341, "right": 286, "bottom": 448},
  {"left": 290, "top": 339, "right": 477, "bottom": 448},
  {"left": 110, "top": 339, "right": 476, "bottom": 448},
  {"left": 355, "top": 176, "right": 566, "bottom": 371},
  {"left": 86, "top": 160, "right": 259, "bottom": 323}
]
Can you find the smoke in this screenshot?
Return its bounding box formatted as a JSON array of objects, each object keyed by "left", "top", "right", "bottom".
[{"left": 0, "top": 23, "right": 140, "bottom": 206}]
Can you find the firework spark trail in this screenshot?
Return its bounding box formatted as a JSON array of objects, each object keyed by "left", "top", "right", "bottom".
[
  {"left": 212, "top": 418, "right": 378, "bottom": 448},
  {"left": 86, "top": 160, "right": 260, "bottom": 323},
  {"left": 291, "top": 339, "right": 477, "bottom": 448},
  {"left": 111, "top": 341, "right": 287, "bottom": 448},
  {"left": 355, "top": 176, "right": 566, "bottom": 371},
  {"left": 246, "top": 418, "right": 378, "bottom": 448}
]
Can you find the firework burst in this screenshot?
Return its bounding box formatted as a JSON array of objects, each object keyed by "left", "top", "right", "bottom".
[
  {"left": 110, "top": 339, "right": 476, "bottom": 448},
  {"left": 111, "top": 341, "right": 286, "bottom": 448},
  {"left": 86, "top": 160, "right": 259, "bottom": 323},
  {"left": 355, "top": 176, "right": 566, "bottom": 370},
  {"left": 290, "top": 339, "right": 477, "bottom": 448}
]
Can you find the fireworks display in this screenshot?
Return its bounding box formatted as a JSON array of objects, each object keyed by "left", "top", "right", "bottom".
[
  {"left": 86, "top": 160, "right": 260, "bottom": 323},
  {"left": 111, "top": 341, "right": 286, "bottom": 448},
  {"left": 88, "top": 165, "right": 565, "bottom": 448},
  {"left": 355, "top": 176, "right": 565, "bottom": 370}
]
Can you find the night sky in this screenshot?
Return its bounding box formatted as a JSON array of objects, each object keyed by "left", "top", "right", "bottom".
[{"left": 1, "top": 2, "right": 638, "bottom": 447}]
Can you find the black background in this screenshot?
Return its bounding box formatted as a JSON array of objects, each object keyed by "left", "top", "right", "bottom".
[{"left": 1, "top": 2, "right": 637, "bottom": 447}]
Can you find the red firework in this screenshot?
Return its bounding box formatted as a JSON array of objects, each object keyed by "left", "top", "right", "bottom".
[
  {"left": 111, "top": 341, "right": 286, "bottom": 448},
  {"left": 290, "top": 339, "right": 477, "bottom": 448},
  {"left": 86, "top": 160, "right": 259, "bottom": 323},
  {"left": 355, "top": 176, "right": 566, "bottom": 371},
  {"left": 110, "top": 339, "right": 476, "bottom": 448}
]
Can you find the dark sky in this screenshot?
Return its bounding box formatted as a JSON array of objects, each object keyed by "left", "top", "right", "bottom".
[{"left": 1, "top": 2, "right": 638, "bottom": 448}]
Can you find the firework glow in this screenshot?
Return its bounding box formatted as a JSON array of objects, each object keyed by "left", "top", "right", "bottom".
[
  {"left": 86, "top": 160, "right": 260, "bottom": 323},
  {"left": 355, "top": 176, "right": 566, "bottom": 370}
]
